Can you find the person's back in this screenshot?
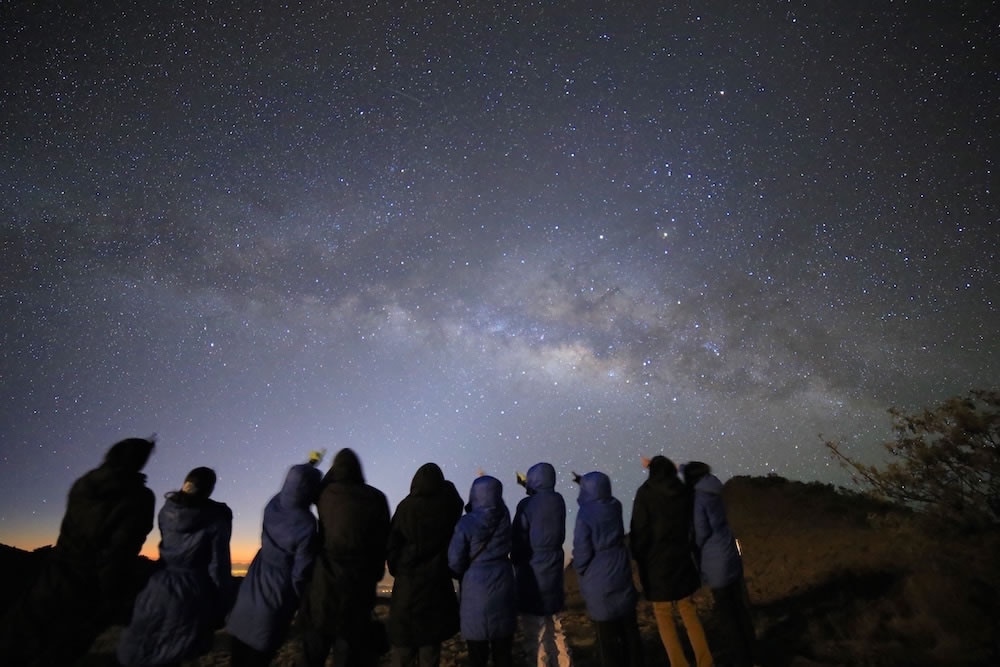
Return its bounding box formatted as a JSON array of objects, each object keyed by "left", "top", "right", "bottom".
[
  {"left": 449, "top": 475, "right": 516, "bottom": 667},
  {"left": 228, "top": 460, "right": 321, "bottom": 663},
  {"left": 0, "top": 437, "right": 155, "bottom": 667},
  {"left": 512, "top": 461, "right": 572, "bottom": 666},
  {"left": 300, "top": 448, "right": 391, "bottom": 667},
  {"left": 387, "top": 462, "right": 464, "bottom": 665},
  {"left": 118, "top": 466, "right": 233, "bottom": 667},
  {"left": 631, "top": 455, "right": 713, "bottom": 667}
]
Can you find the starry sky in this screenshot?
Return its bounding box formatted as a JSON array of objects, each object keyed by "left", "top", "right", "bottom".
[{"left": 1, "top": 1, "right": 996, "bottom": 562}]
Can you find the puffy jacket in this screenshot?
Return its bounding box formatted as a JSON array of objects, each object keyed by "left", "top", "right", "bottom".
[
  {"left": 683, "top": 461, "right": 743, "bottom": 589},
  {"left": 387, "top": 462, "right": 463, "bottom": 646},
  {"left": 629, "top": 456, "right": 700, "bottom": 601},
  {"left": 448, "top": 475, "right": 516, "bottom": 640},
  {"left": 227, "top": 463, "right": 321, "bottom": 652},
  {"left": 118, "top": 494, "right": 233, "bottom": 666},
  {"left": 572, "top": 471, "right": 637, "bottom": 622},
  {"left": 512, "top": 462, "right": 567, "bottom": 615}
]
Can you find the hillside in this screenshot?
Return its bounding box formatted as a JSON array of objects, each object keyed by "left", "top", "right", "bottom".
[{"left": 4, "top": 475, "right": 997, "bottom": 666}]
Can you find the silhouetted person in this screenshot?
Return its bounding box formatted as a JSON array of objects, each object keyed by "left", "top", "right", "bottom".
[
  {"left": 299, "top": 448, "right": 391, "bottom": 667},
  {"left": 228, "top": 457, "right": 323, "bottom": 667},
  {"left": 387, "top": 462, "right": 463, "bottom": 667},
  {"left": 683, "top": 461, "right": 756, "bottom": 667},
  {"left": 512, "top": 462, "right": 573, "bottom": 666},
  {"left": 631, "top": 455, "right": 714, "bottom": 667},
  {"left": 572, "top": 471, "right": 643, "bottom": 667},
  {"left": 118, "top": 466, "right": 233, "bottom": 667},
  {"left": 0, "top": 437, "right": 156, "bottom": 667},
  {"left": 448, "top": 474, "right": 516, "bottom": 667}
]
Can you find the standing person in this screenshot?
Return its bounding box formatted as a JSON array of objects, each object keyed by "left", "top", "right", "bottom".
[
  {"left": 448, "top": 474, "right": 516, "bottom": 667},
  {"left": 299, "top": 448, "right": 391, "bottom": 667},
  {"left": 682, "top": 461, "right": 756, "bottom": 667},
  {"left": 118, "top": 466, "right": 234, "bottom": 667},
  {"left": 631, "top": 455, "right": 714, "bottom": 667},
  {"left": 387, "top": 462, "right": 464, "bottom": 667},
  {"left": 512, "top": 462, "right": 573, "bottom": 667},
  {"left": 572, "top": 471, "right": 642, "bottom": 667},
  {"left": 227, "top": 454, "right": 325, "bottom": 667},
  {"left": 0, "top": 437, "right": 156, "bottom": 667}
]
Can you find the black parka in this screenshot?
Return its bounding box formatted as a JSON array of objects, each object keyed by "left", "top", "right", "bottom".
[
  {"left": 629, "top": 456, "right": 701, "bottom": 601},
  {"left": 302, "top": 448, "right": 391, "bottom": 640},
  {"left": 0, "top": 438, "right": 156, "bottom": 667},
  {"left": 386, "top": 462, "right": 463, "bottom": 646}
]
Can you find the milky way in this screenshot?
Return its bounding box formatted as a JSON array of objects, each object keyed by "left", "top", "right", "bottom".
[{"left": 1, "top": 1, "right": 996, "bottom": 558}]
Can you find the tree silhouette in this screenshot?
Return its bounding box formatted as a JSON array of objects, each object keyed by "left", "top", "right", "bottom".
[{"left": 825, "top": 389, "right": 1000, "bottom": 530}]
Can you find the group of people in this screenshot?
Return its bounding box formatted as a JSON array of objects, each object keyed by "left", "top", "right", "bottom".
[{"left": 0, "top": 437, "right": 756, "bottom": 667}]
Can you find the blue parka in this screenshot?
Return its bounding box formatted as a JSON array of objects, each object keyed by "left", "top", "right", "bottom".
[
  {"left": 227, "top": 463, "right": 321, "bottom": 653},
  {"left": 572, "top": 471, "right": 638, "bottom": 622},
  {"left": 683, "top": 462, "right": 743, "bottom": 589},
  {"left": 448, "top": 475, "right": 516, "bottom": 641},
  {"left": 512, "top": 462, "right": 566, "bottom": 615},
  {"left": 118, "top": 493, "right": 233, "bottom": 666}
]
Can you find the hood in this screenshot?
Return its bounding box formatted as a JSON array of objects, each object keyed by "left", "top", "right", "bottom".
[
  {"left": 410, "top": 461, "right": 445, "bottom": 496},
  {"left": 466, "top": 475, "right": 503, "bottom": 511},
  {"left": 525, "top": 461, "right": 556, "bottom": 494},
  {"left": 103, "top": 437, "right": 155, "bottom": 472},
  {"left": 324, "top": 448, "right": 364, "bottom": 484},
  {"left": 577, "top": 471, "right": 612, "bottom": 505},
  {"left": 280, "top": 463, "right": 323, "bottom": 508}
]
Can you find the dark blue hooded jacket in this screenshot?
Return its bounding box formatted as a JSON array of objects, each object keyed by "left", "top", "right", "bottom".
[
  {"left": 572, "top": 471, "right": 637, "bottom": 622},
  {"left": 512, "top": 462, "right": 566, "bottom": 615},
  {"left": 683, "top": 462, "right": 743, "bottom": 589},
  {"left": 227, "top": 463, "right": 322, "bottom": 653},
  {"left": 448, "top": 475, "right": 516, "bottom": 640},
  {"left": 117, "top": 491, "right": 233, "bottom": 666}
]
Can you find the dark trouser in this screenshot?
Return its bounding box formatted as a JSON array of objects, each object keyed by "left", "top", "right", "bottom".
[
  {"left": 466, "top": 636, "right": 513, "bottom": 667},
  {"left": 594, "top": 611, "right": 644, "bottom": 667},
  {"left": 230, "top": 635, "right": 273, "bottom": 667},
  {"left": 712, "top": 577, "right": 757, "bottom": 667},
  {"left": 392, "top": 643, "right": 442, "bottom": 667}
]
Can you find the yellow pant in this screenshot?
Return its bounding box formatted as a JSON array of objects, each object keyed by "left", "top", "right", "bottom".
[{"left": 652, "top": 597, "right": 714, "bottom": 667}]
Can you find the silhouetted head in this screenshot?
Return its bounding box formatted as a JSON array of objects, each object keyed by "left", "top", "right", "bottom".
[
  {"left": 524, "top": 462, "right": 556, "bottom": 495},
  {"left": 681, "top": 461, "right": 712, "bottom": 487},
  {"left": 647, "top": 455, "right": 678, "bottom": 480},
  {"left": 326, "top": 448, "right": 365, "bottom": 484},
  {"left": 181, "top": 466, "right": 217, "bottom": 499},
  {"left": 411, "top": 462, "right": 445, "bottom": 495}
]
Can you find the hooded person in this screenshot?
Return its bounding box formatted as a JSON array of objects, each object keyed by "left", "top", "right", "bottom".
[
  {"left": 448, "top": 474, "right": 516, "bottom": 667},
  {"left": 227, "top": 459, "right": 324, "bottom": 667},
  {"left": 630, "top": 455, "right": 714, "bottom": 667},
  {"left": 299, "top": 448, "right": 392, "bottom": 667},
  {"left": 0, "top": 437, "right": 157, "bottom": 667},
  {"left": 511, "top": 462, "right": 573, "bottom": 666},
  {"left": 118, "top": 466, "right": 234, "bottom": 667},
  {"left": 682, "top": 461, "right": 756, "bottom": 667},
  {"left": 573, "top": 471, "right": 642, "bottom": 667},
  {"left": 386, "top": 462, "right": 464, "bottom": 667}
]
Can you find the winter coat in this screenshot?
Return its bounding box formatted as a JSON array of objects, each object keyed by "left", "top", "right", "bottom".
[
  {"left": 301, "top": 448, "right": 391, "bottom": 641},
  {"left": 512, "top": 462, "right": 567, "bottom": 615},
  {"left": 448, "top": 475, "right": 516, "bottom": 641},
  {"left": 0, "top": 438, "right": 156, "bottom": 667},
  {"left": 572, "top": 471, "right": 638, "bottom": 622},
  {"left": 387, "top": 462, "right": 463, "bottom": 646},
  {"left": 227, "top": 463, "right": 322, "bottom": 653},
  {"left": 684, "top": 462, "right": 743, "bottom": 589},
  {"left": 118, "top": 493, "right": 233, "bottom": 666},
  {"left": 629, "top": 457, "right": 701, "bottom": 601}
]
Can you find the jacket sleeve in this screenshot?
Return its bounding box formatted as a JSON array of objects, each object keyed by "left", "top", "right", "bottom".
[
  {"left": 629, "top": 491, "right": 649, "bottom": 561},
  {"left": 572, "top": 513, "right": 594, "bottom": 576},
  {"left": 448, "top": 522, "right": 470, "bottom": 578},
  {"left": 291, "top": 519, "right": 319, "bottom": 598},
  {"left": 511, "top": 498, "right": 531, "bottom": 565},
  {"left": 98, "top": 486, "right": 155, "bottom": 609},
  {"left": 209, "top": 505, "right": 234, "bottom": 597},
  {"left": 692, "top": 493, "right": 712, "bottom": 550}
]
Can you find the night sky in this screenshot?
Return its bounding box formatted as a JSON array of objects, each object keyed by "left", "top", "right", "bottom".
[{"left": 2, "top": 1, "right": 996, "bottom": 562}]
